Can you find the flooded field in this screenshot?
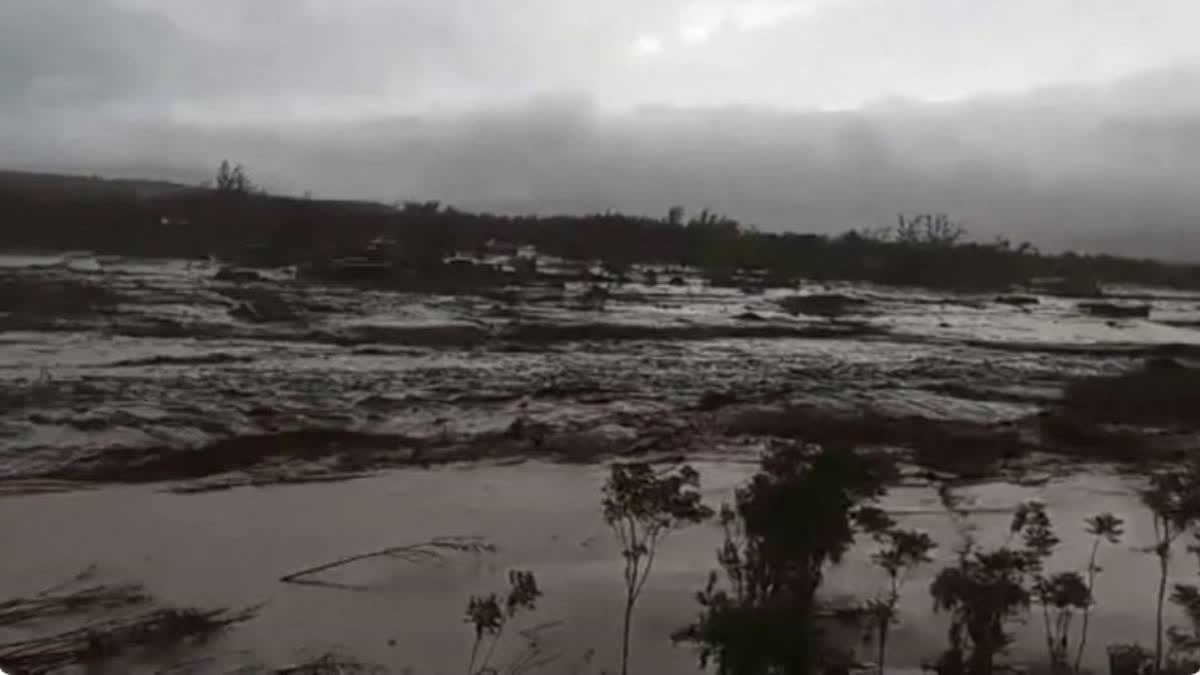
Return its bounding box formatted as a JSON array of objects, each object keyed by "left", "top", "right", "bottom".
[
  {"left": 3, "top": 252, "right": 1200, "bottom": 673},
  {"left": 1, "top": 462, "right": 1191, "bottom": 674}
]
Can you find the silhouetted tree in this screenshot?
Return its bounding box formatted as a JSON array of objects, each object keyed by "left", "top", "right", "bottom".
[
  {"left": 928, "top": 494, "right": 1053, "bottom": 675},
  {"left": 603, "top": 462, "right": 712, "bottom": 675},
  {"left": 1074, "top": 513, "right": 1124, "bottom": 673},
  {"left": 1035, "top": 572, "right": 1090, "bottom": 674},
  {"left": 1140, "top": 460, "right": 1200, "bottom": 675},
  {"left": 1006, "top": 500, "right": 1085, "bottom": 675},
  {"left": 865, "top": 528, "right": 936, "bottom": 675},
  {"left": 215, "top": 160, "right": 254, "bottom": 194},
  {"left": 1168, "top": 572, "right": 1200, "bottom": 672},
  {"left": 403, "top": 200, "right": 442, "bottom": 216},
  {"left": 896, "top": 214, "right": 965, "bottom": 247},
  {"left": 464, "top": 570, "right": 541, "bottom": 675},
  {"left": 674, "top": 445, "right": 894, "bottom": 675}
]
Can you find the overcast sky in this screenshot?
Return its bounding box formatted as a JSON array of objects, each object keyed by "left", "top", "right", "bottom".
[{"left": 4, "top": 0, "right": 1200, "bottom": 257}]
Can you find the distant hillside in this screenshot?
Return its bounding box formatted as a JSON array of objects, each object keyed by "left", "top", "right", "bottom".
[
  {"left": 0, "top": 170, "right": 193, "bottom": 201},
  {"left": 2, "top": 166, "right": 1199, "bottom": 293},
  {"left": 0, "top": 169, "right": 398, "bottom": 213}
]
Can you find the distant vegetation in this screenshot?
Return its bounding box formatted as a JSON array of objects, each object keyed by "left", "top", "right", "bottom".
[
  {"left": 603, "top": 462, "right": 712, "bottom": 675},
  {"left": 2, "top": 164, "right": 1200, "bottom": 292},
  {"left": 214, "top": 160, "right": 256, "bottom": 195}
]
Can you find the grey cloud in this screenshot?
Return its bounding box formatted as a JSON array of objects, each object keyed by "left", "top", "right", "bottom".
[
  {"left": 12, "top": 0, "right": 1200, "bottom": 117},
  {"left": 1, "top": 0, "right": 698, "bottom": 119},
  {"left": 0, "top": 1, "right": 176, "bottom": 112},
  {"left": 15, "top": 66, "right": 1194, "bottom": 259},
  {"left": 618, "top": 0, "right": 1200, "bottom": 108},
  {"left": 3, "top": 1, "right": 1200, "bottom": 260}
]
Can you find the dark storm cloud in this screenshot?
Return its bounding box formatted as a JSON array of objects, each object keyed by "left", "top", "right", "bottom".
[
  {"left": 0, "top": 0, "right": 458, "bottom": 116},
  {"left": 15, "top": 0, "right": 1198, "bottom": 117},
  {"left": 3, "top": 0, "right": 1200, "bottom": 259},
  {"left": 0, "top": 1, "right": 174, "bottom": 111},
  {"left": 0, "top": 0, "right": 696, "bottom": 119}
]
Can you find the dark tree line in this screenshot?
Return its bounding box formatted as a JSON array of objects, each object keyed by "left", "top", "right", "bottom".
[{"left": 2, "top": 166, "right": 1199, "bottom": 292}]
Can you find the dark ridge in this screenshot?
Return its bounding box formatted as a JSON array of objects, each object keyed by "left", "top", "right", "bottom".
[{"left": 4, "top": 169, "right": 1200, "bottom": 292}]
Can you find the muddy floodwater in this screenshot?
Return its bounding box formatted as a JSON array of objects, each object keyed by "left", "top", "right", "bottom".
[
  {"left": 3, "top": 253, "right": 1200, "bottom": 673},
  {"left": 0, "top": 463, "right": 1192, "bottom": 674}
]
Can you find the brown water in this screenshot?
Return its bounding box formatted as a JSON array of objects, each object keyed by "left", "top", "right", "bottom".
[
  {"left": 0, "top": 460, "right": 1186, "bottom": 674},
  {"left": 7, "top": 254, "right": 1198, "bottom": 482},
  {"left": 4, "top": 254, "right": 1200, "bottom": 672}
]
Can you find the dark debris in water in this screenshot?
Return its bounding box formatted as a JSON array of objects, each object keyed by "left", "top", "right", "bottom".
[
  {"left": 0, "top": 605, "right": 258, "bottom": 675},
  {"left": 0, "top": 566, "right": 150, "bottom": 628},
  {"left": 37, "top": 429, "right": 415, "bottom": 484},
  {"left": 0, "top": 567, "right": 258, "bottom": 675},
  {"left": 268, "top": 651, "right": 387, "bottom": 674},
  {"left": 777, "top": 293, "right": 869, "bottom": 318},
  {"left": 108, "top": 352, "right": 258, "bottom": 368},
  {"left": 279, "top": 535, "right": 496, "bottom": 590}
]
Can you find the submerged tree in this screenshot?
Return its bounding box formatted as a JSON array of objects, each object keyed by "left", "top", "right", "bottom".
[
  {"left": 929, "top": 497, "right": 1060, "bottom": 675},
  {"left": 865, "top": 528, "right": 936, "bottom": 675},
  {"left": 931, "top": 547, "right": 1035, "bottom": 675},
  {"left": 1141, "top": 462, "right": 1200, "bottom": 675},
  {"left": 1168, "top": 559, "right": 1200, "bottom": 672},
  {"left": 464, "top": 570, "right": 541, "bottom": 675},
  {"left": 1073, "top": 513, "right": 1125, "bottom": 673},
  {"left": 1034, "top": 572, "right": 1091, "bottom": 674},
  {"left": 1007, "top": 500, "right": 1087, "bottom": 675},
  {"left": 935, "top": 502, "right": 1121, "bottom": 675},
  {"left": 602, "top": 462, "right": 712, "bottom": 675},
  {"left": 673, "top": 444, "right": 895, "bottom": 675}
]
